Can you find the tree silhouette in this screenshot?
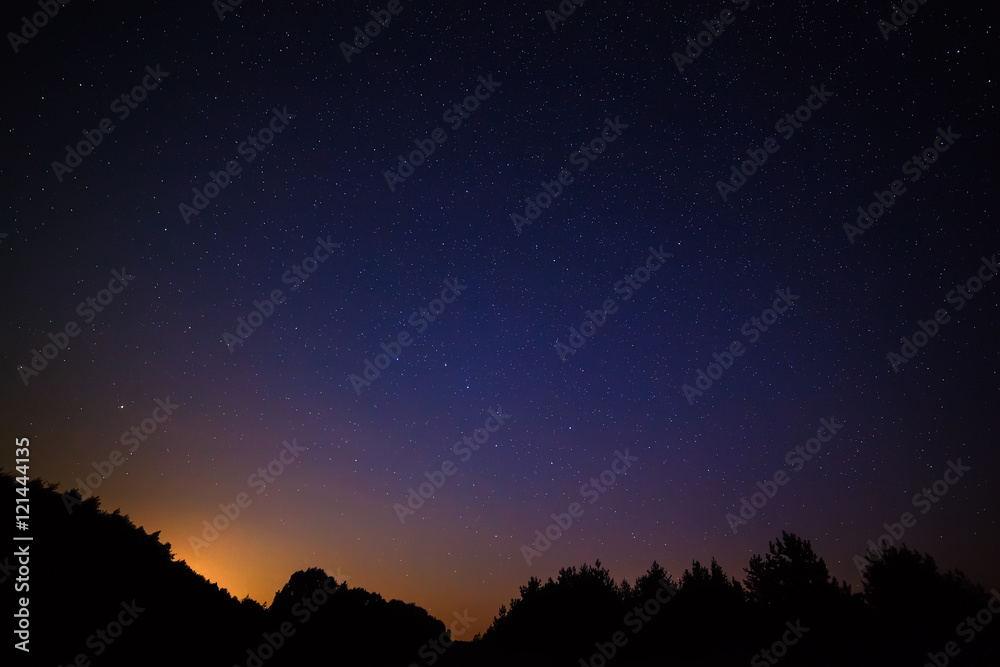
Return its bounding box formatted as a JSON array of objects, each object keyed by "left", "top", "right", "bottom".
[
  {"left": 743, "top": 531, "right": 849, "bottom": 621},
  {"left": 862, "top": 544, "right": 986, "bottom": 644},
  {"left": 6, "top": 471, "right": 998, "bottom": 667},
  {"left": 269, "top": 566, "right": 340, "bottom": 616},
  {"left": 630, "top": 559, "right": 669, "bottom": 601}
]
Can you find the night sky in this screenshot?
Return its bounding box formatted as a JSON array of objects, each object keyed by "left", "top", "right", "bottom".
[{"left": 3, "top": 0, "right": 998, "bottom": 636}]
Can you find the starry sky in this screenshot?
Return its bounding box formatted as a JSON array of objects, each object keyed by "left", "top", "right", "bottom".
[{"left": 2, "top": 0, "right": 998, "bottom": 636}]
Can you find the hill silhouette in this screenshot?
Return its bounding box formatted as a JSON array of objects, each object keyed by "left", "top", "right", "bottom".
[
  {"left": 3, "top": 472, "right": 445, "bottom": 667},
  {"left": 4, "top": 471, "right": 998, "bottom": 666}
]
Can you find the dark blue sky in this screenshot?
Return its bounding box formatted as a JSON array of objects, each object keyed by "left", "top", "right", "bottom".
[{"left": 2, "top": 0, "right": 997, "bottom": 634}]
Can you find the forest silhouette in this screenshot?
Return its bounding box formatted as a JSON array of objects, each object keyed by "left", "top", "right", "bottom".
[{"left": 4, "top": 471, "right": 998, "bottom": 667}]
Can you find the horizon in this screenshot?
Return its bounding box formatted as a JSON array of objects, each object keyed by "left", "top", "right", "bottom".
[
  {"left": 12, "top": 467, "right": 1000, "bottom": 641},
  {"left": 34, "top": 447, "right": 1000, "bottom": 637}
]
